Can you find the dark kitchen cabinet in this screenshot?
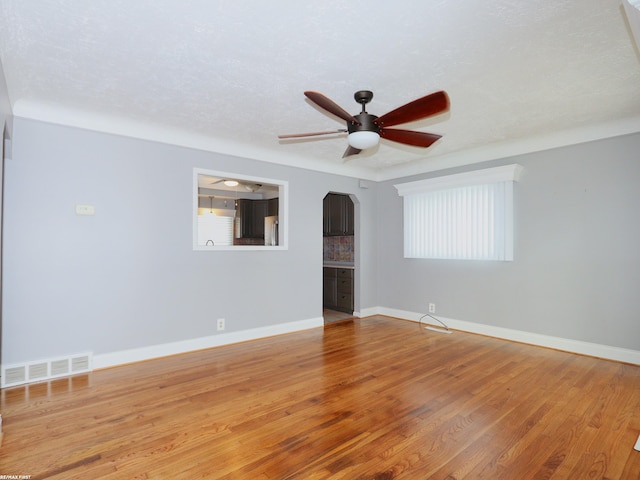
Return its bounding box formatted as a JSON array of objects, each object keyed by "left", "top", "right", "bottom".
[
  {"left": 323, "top": 267, "right": 353, "bottom": 314},
  {"left": 235, "top": 199, "right": 254, "bottom": 238},
  {"left": 236, "top": 198, "right": 276, "bottom": 239},
  {"left": 323, "top": 193, "right": 354, "bottom": 236},
  {"left": 251, "top": 200, "right": 268, "bottom": 238},
  {"left": 323, "top": 267, "right": 337, "bottom": 307},
  {"left": 268, "top": 197, "right": 279, "bottom": 216}
]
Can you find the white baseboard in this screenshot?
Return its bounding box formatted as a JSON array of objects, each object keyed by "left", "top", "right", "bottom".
[
  {"left": 358, "top": 307, "right": 380, "bottom": 318},
  {"left": 374, "top": 307, "right": 640, "bottom": 365},
  {"left": 93, "top": 316, "right": 324, "bottom": 370},
  {"left": 8, "top": 309, "right": 638, "bottom": 386}
]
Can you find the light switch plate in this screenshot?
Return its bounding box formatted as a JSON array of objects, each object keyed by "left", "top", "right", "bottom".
[{"left": 75, "top": 204, "right": 95, "bottom": 216}]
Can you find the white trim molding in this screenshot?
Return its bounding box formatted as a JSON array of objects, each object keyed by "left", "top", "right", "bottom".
[
  {"left": 373, "top": 307, "right": 640, "bottom": 365},
  {"left": 394, "top": 163, "right": 524, "bottom": 197},
  {"left": 193, "top": 167, "right": 289, "bottom": 251},
  {"left": 93, "top": 317, "right": 323, "bottom": 370}
]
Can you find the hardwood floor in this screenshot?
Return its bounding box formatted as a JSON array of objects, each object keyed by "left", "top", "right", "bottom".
[
  {"left": 1, "top": 316, "right": 639, "bottom": 479},
  {"left": 323, "top": 308, "right": 355, "bottom": 323}
]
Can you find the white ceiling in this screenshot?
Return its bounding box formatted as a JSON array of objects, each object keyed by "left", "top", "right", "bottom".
[{"left": 1, "top": 0, "right": 639, "bottom": 181}]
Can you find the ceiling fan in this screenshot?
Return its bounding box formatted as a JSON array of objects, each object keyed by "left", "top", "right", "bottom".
[{"left": 279, "top": 90, "right": 450, "bottom": 158}]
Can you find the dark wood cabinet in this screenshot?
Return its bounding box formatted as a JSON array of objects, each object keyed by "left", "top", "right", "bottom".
[
  {"left": 235, "top": 199, "right": 253, "bottom": 239},
  {"left": 323, "top": 193, "right": 354, "bottom": 236},
  {"left": 336, "top": 268, "right": 354, "bottom": 313},
  {"left": 235, "top": 198, "right": 277, "bottom": 239},
  {"left": 323, "top": 267, "right": 338, "bottom": 308},
  {"left": 323, "top": 267, "right": 353, "bottom": 314},
  {"left": 252, "top": 200, "right": 268, "bottom": 238},
  {"left": 268, "top": 197, "right": 279, "bottom": 216}
]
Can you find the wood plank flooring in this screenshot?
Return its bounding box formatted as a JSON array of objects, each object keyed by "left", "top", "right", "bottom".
[
  {"left": 323, "top": 308, "right": 355, "bottom": 323},
  {"left": 1, "top": 315, "right": 639, "bottom": 479}
]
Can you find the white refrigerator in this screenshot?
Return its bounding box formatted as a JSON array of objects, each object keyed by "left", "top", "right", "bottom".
[{"left": 264, "top": 216, "right": 279, "bottom": 246}]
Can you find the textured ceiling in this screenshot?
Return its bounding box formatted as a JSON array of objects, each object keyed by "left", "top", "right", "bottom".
[{"left": 0, "top": 0, "right": 639, "bottom": 180}]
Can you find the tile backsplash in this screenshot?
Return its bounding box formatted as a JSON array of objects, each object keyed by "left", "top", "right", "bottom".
[{"left": 323, "top": 235, "right": 354, "bottom": 263}]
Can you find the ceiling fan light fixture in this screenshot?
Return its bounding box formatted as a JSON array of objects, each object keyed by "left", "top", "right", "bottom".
[
  {"left": 223, "top": 180, "right": 239, "bottom": 187},
  {"left": 282, "top": 90, "right": 449, "bottom": 158},
  {"left": 348, "top": 131, "right": 380, "bottom": 150}
]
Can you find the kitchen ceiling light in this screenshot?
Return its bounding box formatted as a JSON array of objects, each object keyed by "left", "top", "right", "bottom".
[
  {"left": 223, "top": 180, "right": 239, "bottom": 187},
  {"left": 348, "top": 131, "right": 380, "bottom": 150}
]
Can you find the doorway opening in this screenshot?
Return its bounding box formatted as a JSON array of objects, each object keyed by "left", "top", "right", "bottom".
[{"left": 322, "top": 192, "right": 357, "bottom": 323}]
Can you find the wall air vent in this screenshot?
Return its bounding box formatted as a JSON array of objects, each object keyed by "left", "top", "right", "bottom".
[
  {"left": 1, "top": 352, "right": 93, "bottom": 388},
  {"left": 28, "top": 363, "right": 49, "bottom": 381},
  {"left": 4, "top": 366, "right": 26, "bottom": 386},
  {"left": 72, "top": 355, "right": 90, "bottom": 372},
  {"left": 51, "top": 359, "right": 70, "bottom": 377}
]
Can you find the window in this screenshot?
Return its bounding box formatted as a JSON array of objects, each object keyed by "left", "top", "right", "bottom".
[
  {"left": 395, "top": 164, "right": 523, "bottom": 261},
  {"left": 197, "top": 214, "right": 234, "bottom": 246},
  {"left": 193, "top": 168, "right": 288, "bottom": 250}
]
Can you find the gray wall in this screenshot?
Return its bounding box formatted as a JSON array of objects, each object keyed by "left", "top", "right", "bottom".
[
  {"left": 1, "top": 56, "right": 13, "bottom": 373},
  {"left": 2, "top": 118, "right": 378, "bottom": 364},
  {"left": 0, "top": 56, "right": 12, "bottom": 136},
  {"left": 3, "top": 115, "right": 639, "bottom": 366},
  {"left": 377, "top": 133, "right": 640, "bottom": 351}
]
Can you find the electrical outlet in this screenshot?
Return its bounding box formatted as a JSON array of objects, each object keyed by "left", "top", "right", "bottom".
[
  {"left": 217, "top": 318, "right": 225, "bottom": 331},
  {"left": 428, "top": 303, "right": 436, "bottom": 314}
]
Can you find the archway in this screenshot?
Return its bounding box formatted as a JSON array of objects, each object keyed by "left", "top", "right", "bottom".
[{"left": 322, "top": 192, "right": 359, "bottom": 323}]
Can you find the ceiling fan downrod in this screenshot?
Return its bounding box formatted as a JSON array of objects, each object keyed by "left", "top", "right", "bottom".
[
  {"left": 354, "top": 90, "right": 374, "bottom": 114},
  {"left": 349, "top": 90, "right": 379, "bottom": 136}
]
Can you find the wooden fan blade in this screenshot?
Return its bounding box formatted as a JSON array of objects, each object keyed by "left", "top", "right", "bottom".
[
  {"left": 342, "top": 145, "right": 362, "bottom": 158},
  {"left": 374, "top": 91, "right": 449, "bottom": 128},
  {"left": 379, "top": 128, "right": 442, "bottom": 148},
  {"left": 304, "top": 91, "right": 360, "bottom": 124},
  {"left": 278, "top": 129, "right": 347, "bottom": 139}
]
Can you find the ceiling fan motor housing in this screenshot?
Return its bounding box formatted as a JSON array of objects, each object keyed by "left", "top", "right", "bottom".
[{"left": 348, "top": 113, "right": 380, "bottom": 134}]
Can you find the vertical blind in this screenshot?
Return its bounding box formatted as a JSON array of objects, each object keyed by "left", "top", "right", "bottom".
[
  {"left": 197, "top": 215, "right": 234, "bottom": 246},
  {"left": 404, "top": 182, "right": 509, "bottom": 260},
  {"left": 395, "top": 164, "right": 522, "bottom": 261}
]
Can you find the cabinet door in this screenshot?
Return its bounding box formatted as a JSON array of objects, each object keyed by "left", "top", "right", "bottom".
[
  {"left": 268, "top": 197, "right": 279, "bottom": 216},
  {"left": 323, "top": 276, "right": 338, "bottom": 308},
  {"left": 323, "top": 195, "right": 331, "bottom": 235},
  {"left": 236, "top": 199, "right": 269, "bottom": 239},
  {"left": 324, "top": 193, "right": 354, "bottom": 236},
  {"left": 325, "top": 194, "right": 345, "bottom": 235},
  {"left": 337, "top": 277, "right": 352, "bottom": 294},
  {"left": 252, "top": 200, "right": 268, "bottom": 238},
  {"left": 323, "top": 268, "right": 338, "bottom": 308},
  {"left": 328, "top": 194, "right": 344, "bottom": 235},
  {"left": 336, "top": 268, "right": 353, "bottom": 312},
  {"left": 235, "top": 199, "right": 250, "bottom": 238},
  {"left": 344, "top": 197, "right": 354, "bottom": 235},
  {"left": 336, "top": 292, "right": 353, "bottom": 312}
]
